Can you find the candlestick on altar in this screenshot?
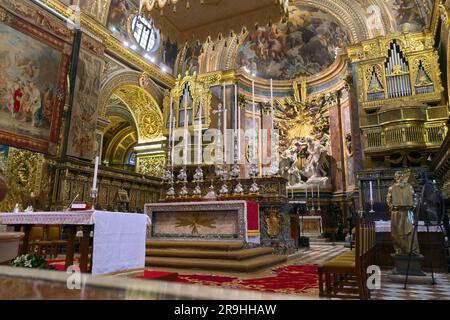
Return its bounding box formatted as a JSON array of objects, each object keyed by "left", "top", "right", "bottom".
[
  {"left": 317, "top": 185, "right": 321, "bottom": 212},
  {"left": 305, "top": 186, "right": 309, "bottom": 212},
  {"left": 91, "top": 156, "right": 99, "bottom": 206},
  {"left": 168, "top": 95, "right": 173, "bottom": 161},
  {"left": 183, "top": 92, "right": 189, "bottom": 167},
  {"left": 197, "top": 97, "right": 203, "bottom": 165},
  {"left": 369, "top": 181, "right": 375, "bottom": 213},
  {"left": 310, "top": 185, "right": 315, "bottom": 213},
  {"left": 223, "top": 83, "right": 227, "bottom": 165},
  {"left": 251, "top": 79, "right": 257, "bottom": 165},
  {"left": 234, "top": 84, "right": 240, "bottom": 162}
]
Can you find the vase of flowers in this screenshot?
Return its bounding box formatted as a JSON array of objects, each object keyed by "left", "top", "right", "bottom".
[{"left": 10, "top": 254, "right": 55, "bottom": 270}]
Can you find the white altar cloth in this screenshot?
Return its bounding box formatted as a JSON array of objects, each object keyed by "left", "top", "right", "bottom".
[{"left": 0, "top": 211, "right": 149, "bottom": 275}]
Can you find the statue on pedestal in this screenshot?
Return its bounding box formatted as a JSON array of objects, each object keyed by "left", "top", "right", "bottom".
[
  {"left": 387, "top": 171, "right": 419, "bottom": 255},
  {"left": 387, "top": 170, "right": 424, "bottom": 277}
]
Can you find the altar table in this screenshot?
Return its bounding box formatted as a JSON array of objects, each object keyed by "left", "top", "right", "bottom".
[
  {"left": 374, "top": 220, "right": 447, "bottom": 272},
  {"left": 145, "top": 201, "right": 260, "bottom": 243},
  {"left": 0, "top": 211, "right": 149, "bottom": 275}
]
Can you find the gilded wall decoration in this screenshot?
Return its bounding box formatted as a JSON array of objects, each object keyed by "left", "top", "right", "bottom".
[
  {"left": 2, "top": 0, "right": 74, "bottom": 42},
  {"left": 114, "top": 85, "right": 164, "bottom": 143},
  {"left": 264, "top": 208, "right": 281, "bottom": 238},
  {"left": 0, "top": 148, "right": 47, "bottom": 212},
  {"left": 0, "top": 10, "right": 70, "bottom": 156},
  {"left": 67, "top": 43, "right": 104, "bottom": 160},
  {"left": 136, "top": 155, "right": 165, "bottom": 178},
  {"left": 79, "top": 0, "right": 111, "bottom": 25}
]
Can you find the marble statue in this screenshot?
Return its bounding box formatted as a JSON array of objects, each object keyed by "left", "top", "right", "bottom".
[
  {"left": 280, "top": 136, "right": 329, "bottom": 186},
  {"left": 387, "top": 171, "right": 420, "bottom": 255},
  {"left": 279, "top": 144, "right": 302, "bottom": 186},
  {"left": 301, "top": 136, "right": 329, "bottom": 180}
]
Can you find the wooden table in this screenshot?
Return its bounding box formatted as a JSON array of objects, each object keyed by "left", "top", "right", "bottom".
[{"left": 0, "top": 211, "right": 148, "bottom": 274}]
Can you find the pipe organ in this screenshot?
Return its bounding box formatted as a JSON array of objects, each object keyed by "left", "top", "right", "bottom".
[{"left": 348, "top": 32, "right": 449, "bottom": 168}]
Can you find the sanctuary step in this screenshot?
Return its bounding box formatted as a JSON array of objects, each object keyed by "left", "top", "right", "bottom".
[
  {"left": 146, "top": 240, "right": 245, "bottom": 251},
  {"left": 145, "top": 241, "right": 287, "bottom": 272}
]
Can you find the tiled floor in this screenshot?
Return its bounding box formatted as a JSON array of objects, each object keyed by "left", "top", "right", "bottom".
[{"left": 371, "top": 272, "right": 450, "bottom": 300}]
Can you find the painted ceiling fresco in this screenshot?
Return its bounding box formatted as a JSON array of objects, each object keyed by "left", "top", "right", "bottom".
[
  {"left": 356, "top": 0, "right": 436, "bottom": 34},
  {"left": 236, "top": 5, "right": 350, "bottom": 80}
]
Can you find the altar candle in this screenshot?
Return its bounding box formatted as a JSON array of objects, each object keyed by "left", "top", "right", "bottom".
[
  {"left": 311, "top": 185, "right": 314, "bottom": 208},
  {"left": 234, "top": 84, "right": 240, "bottom": 161},
  {"left": 369, "top": 181, "right": 374, "bottom": 202},
  {"left": 184, "top": 93, "right": 188, "bottom": 165},
  {"left": 92, "top": 156, "right": 99, "bottom": 191},
  {"left": 171, "top": 116, "right": 175, "bottom": 166},
  {"left": 197, "top": 98, "right": 202, "bottom": 165},
  {"left": 169, "top": 95, "right": 173, "bottom": 166},
  {"left": 223, "top": 83, "right": 227, "bottom": 164},
  {"left": 252, "top": 79, "right": 256, "bottom": 163}
]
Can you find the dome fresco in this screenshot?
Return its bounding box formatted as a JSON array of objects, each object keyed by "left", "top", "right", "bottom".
[{"left": 236, "top": 5, "right": 351, "bottom": 80}]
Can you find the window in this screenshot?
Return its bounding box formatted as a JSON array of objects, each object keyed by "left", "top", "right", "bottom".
[
  {"left": 128, "top": 152, "right": 136, "bottom": 166},
  {"left": 131, "top": 16, "right": 160, "bottom": 52}
]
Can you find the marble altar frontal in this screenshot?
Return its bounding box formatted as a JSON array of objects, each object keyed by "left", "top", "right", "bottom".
[{"left": 145, "top": 201, "right": 250, "bottom": 242}]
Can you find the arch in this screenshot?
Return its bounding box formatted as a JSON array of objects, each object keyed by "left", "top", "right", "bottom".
[
  {"left": 99, "top": 71, "right": 165, "bottom": 144},
  {"left": 99, "top": 70, "right": 165, "bottom": 118}
]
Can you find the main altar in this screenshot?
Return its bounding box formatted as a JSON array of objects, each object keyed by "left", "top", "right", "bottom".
[{"left": 142, "top": 69, "right": 344, "bottom": 270}]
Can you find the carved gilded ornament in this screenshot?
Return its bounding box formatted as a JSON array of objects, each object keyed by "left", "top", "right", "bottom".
[
  {"left": 136, "top": 155, "right": 166, "bottom": 178},
  {"left": 348, "top": 31, "right": 443, "bottom": 111},
  {"left": 264, "top": 208, "right": 281, "bottom": 238},
  {"left": 165, "top": 72, "right": 214, "bottom": 134},
  {"left": 0, "top": 150, "right": 46, "bottom": 212},
  {"left": 114, "top": 85, "right": 164, "bottom": 143}
]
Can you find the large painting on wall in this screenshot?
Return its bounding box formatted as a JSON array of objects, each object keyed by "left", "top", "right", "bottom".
[
  {"left": 0, "top": 14, "right": 69, "bottom": 155},
  {"left": 236, "top": 5, "right": 350, "bottom": 80},
  {"left": 67, "top": 47, "right": 103, "bottom": 160}
]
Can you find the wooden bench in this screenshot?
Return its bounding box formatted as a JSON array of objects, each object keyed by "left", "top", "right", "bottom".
[{"left": 318, "top": 218, "right": 376, "bottom": 299}]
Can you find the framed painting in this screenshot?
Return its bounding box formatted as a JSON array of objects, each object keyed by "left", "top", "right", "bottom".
[{"left": 0, "top": 10, "right": 70, "bottom": 155}]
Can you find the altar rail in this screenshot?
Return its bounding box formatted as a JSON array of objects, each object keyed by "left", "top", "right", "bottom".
[{"left": 51, "top": 159, "right": 161, "bottom": 213}]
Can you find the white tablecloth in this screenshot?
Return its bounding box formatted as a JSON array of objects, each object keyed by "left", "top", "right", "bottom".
[
  {"left": 0, "top": 211, "right": 149, "bottom": 275},
  {"left": 375, "top": 220, "right": 442, "bottom": 233}
]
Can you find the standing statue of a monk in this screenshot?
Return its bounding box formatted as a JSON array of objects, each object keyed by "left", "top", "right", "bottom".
[{"left": 386, "top": 170, "right": 420, "bottom": 255}]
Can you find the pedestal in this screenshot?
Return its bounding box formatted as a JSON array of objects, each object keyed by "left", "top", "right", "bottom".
[{"left": 391, "top": 253, "right": 426, "bottom": 277}]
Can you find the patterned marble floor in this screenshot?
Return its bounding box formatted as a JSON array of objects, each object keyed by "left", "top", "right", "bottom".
[
  {"left": 370, "top": 271, "right": 450, "bottom": 300},
  {"left": 134, "top": 244, "right": 450, "bottom": 300}
]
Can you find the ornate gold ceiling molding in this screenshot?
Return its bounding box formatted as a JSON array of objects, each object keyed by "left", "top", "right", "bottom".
[
  {"left": 100, "top": 70, "right": 164, "bottom": 117},
  {"left": 42, "top": 0, "right": 175, "bottom": 88},
  {"left": 114, "top": 85, "right": 164, "bottom": 143}
]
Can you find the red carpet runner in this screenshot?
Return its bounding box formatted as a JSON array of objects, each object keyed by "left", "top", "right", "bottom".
[{"left": 174, "top": 265, "right": 319, "bottom": 296}]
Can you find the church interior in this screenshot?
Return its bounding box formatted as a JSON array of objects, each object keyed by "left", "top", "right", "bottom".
[{"left": 1, "top": 0, "right": 450, "bottom": 301}]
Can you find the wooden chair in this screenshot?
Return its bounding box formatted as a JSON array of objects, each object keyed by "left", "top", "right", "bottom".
[
  {"left": 27, "top": 225, "right": 52, "bottom": 257},
  {"left": 318, "top": 218, "right": 376, "bottom": 299},
  {"left": 46, "top": 225, "right": 68, "bottom": 259}
]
